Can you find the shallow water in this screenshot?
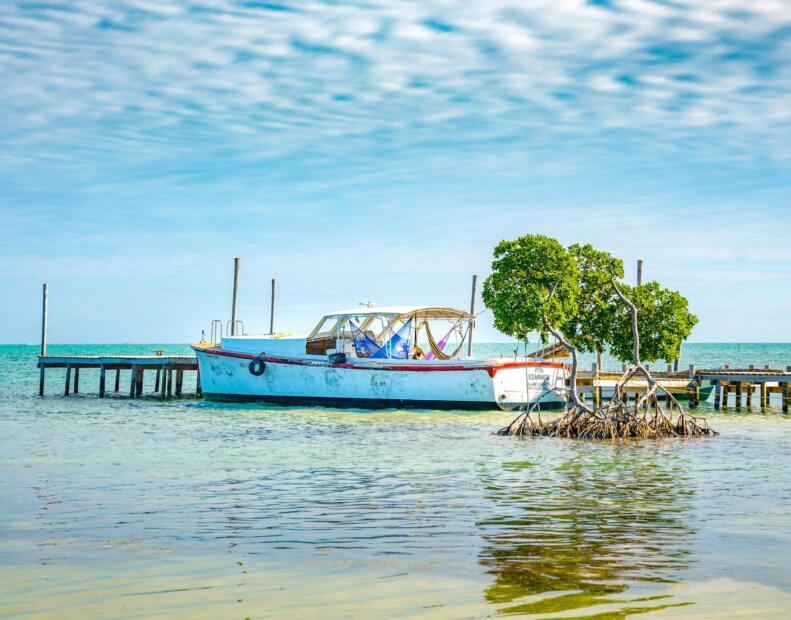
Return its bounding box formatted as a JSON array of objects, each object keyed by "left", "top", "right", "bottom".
[{"left": 2, "top": 344, "right": 791, "bottom": 618}]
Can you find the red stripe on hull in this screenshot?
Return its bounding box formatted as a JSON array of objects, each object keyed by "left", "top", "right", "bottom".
[{"left": 193, "top": 346, "right": 569, "bottom": 377}]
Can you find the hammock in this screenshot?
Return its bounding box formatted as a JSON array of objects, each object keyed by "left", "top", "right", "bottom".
[
  {"left": 349, "top": 320, "right": 382, "bottom": 358},
  {"left": 423, "top": 320, "right": 468, "bottom": 360},
  {"left": 371, "top": 317, "right": 413, "bottom": 360}
]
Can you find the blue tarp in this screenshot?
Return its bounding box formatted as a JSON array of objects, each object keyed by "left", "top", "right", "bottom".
[
  {"left": 350, "top": 321, "right": 382, "bottom": 358},
  {"left": 372, "top": 317, "right": 412, "bottom": 360}
]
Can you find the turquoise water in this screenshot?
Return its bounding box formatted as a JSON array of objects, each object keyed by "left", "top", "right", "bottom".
[{"left": 2, "top": 343, "right": 791, "bottom": 618}]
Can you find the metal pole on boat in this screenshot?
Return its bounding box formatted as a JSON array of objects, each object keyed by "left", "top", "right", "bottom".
[
  {"left": 467, "top": 274, "right": 477, "bottom": 358},
  {"left": 269, "top": 278, "right": 275, "bottom": 335},
  {"left": 231, "top": 258, "right": 240, "bottom": 336},
  {"left": 637, "top": 259, "right": 643, "bottom": 286}
]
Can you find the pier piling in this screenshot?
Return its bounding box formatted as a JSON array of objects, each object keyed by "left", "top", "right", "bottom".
[
  {"left": 39, "top": 283, "right": 48, "bottom": 396},
  {"left": 592, "top": 362, "right": 601, "bottom": 407},
  {"left": 64, "top": 364, "right": 71, "bottom": 396},
  {"left": 129, "top": 366, "right": 136, "bottom": 398},
  {"left": 99, "top": 365, "right": 106, "bottom": 398}
]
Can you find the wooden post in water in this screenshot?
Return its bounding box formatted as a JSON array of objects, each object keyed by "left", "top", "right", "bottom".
[
  {"left": 231, "top": 258, "right": 240, "bottom": 336},
  {"left": 269, "top": 278, "right": 276, "bottom": 335},
  {"left": 160, "top": 364, "right": 167, "bottom": 399},
  {"left": 687, "top": 365, "right": 697, "bottom": 408},
  {"left": 64, "top": 364, "right": 71, "bottom": 396},
  {"left": 760, "top": 381, "right": 769, "bottom": 408},
  {"left": 713, "top": 381, "right": 721, "bottom": 409},
  {"left": 73, "top": 367, "right": 80, "bottom": 394},
  {"left": 167, "top": 366, "right": 173, "bottom": 398},
  {"left": 637, "top": 260, "right": 643, "bottom": 285},
  {"left": 99, "top": 364, "right": 106, "bottom": 398},
  {"left": 176, "top": 369, "right": 183, "bottom": 396},
  {"left": 467, "top": 275, "right": 477, "bottom": 358},
  {"left": 129, "top": 365, "right": 137, "bottom": 398},
  {"left": 196, "top": 367, "right": 202, "bottom": 398},
  {"left": 592, "top": 363, "right": 600, "bottom": 407},
  {"left": 114, "top": 369, "right": 120, "bottom": 392},
  {"left": 154, "top": 368, "right": 161, "bottom": 392},
  {"left": 39, "top": 283, "right": 49, "bottom": 395},
  {"left": 40, "top": 283, "right": 49, "bottom": 357},
  {"left": 735, "top": 382, "right": 742, "bottom": 408},
  {"left": 784, "top": 367, "right": 791, "bottom": 414},
  {"left": 136, "top": 367, "right": 144, "bottom": 397}
]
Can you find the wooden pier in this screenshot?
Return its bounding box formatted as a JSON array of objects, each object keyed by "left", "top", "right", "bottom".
[
  {"left": 577, "top": 363, "right": 791, "bottom": 413},
  {"left": 37, "top": 355, "right": 201, "bottom": 399}
]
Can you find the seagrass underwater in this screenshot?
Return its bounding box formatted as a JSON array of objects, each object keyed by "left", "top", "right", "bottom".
[{"left": 2, "top": 343, "right": 791, "bottom": 618}]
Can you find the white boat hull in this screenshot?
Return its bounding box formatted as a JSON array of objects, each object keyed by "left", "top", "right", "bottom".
[{"left": 194, "top": 347, "right": 568, "bottom": 411}]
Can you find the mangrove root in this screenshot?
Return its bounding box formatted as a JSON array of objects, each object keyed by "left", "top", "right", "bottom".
[{"left": 498, "top": 372, "right": 717, "bottom": 439}]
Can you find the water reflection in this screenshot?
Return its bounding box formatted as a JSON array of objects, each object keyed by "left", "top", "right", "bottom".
[{"left": 479, "top": 441, "right": 695, "bottom": 617}]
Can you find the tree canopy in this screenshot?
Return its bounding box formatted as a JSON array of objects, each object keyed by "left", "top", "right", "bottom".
[
  {"left": 561, "top": 243, "right": 624, "bottom": 355},
  {"left": 481, "top": 235, "right": 578, "bottom": 341},
  {"left": 482, "top": 234, "right": 697, "bottom": 364},
  {"left": 609, "top": 281, "right": 698, "bottom": 363}
]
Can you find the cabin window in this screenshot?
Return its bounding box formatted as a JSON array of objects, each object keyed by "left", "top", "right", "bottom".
[{"left": 311, "top": 317, "right": 340, "bottom": 338}]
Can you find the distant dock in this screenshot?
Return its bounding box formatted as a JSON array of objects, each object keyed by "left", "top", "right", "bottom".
[
  {"left": 578, "top": 364, "right": 791, "bottom": 413},
  {"left": 38, "top": 354, "right": 200, "bottom": 399}
]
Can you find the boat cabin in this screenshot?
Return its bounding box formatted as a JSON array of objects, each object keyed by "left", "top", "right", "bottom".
[{"left": 306, "top": 306, "right": 474, "bottom": 360}]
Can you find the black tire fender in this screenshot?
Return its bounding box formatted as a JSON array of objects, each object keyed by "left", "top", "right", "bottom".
[{"left": 249, "top": 357, "right": 266, "bottom": 376}]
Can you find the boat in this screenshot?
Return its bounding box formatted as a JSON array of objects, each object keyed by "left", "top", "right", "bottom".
[{"left": 192, "top": 305, "right": 569, "bottom": 411}]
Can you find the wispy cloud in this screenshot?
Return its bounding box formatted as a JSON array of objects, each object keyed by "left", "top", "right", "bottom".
[{"left": 2, "top": 0, "right": 791, "bottom": 176}]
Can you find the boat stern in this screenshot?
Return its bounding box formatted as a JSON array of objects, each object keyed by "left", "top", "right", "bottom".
[{"left": 490, "top": 361, "right": 568, "bottom": 411}]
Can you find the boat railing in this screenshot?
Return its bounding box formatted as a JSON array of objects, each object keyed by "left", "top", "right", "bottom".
[
  {"left": 226, "top": 320, "right": 245, "bottom": 337},
  {"left": 210, "top": 320, "right": 223, "bottom": 344}
]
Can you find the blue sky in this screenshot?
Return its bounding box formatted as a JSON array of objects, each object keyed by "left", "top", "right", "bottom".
[{"left": 1, "top": 0, "right": 790, "bottom": 343}]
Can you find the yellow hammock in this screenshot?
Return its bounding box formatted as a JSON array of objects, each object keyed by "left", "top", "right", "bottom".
[{"left": 422, "top": 320, "right": 469, "bottom": 360}]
